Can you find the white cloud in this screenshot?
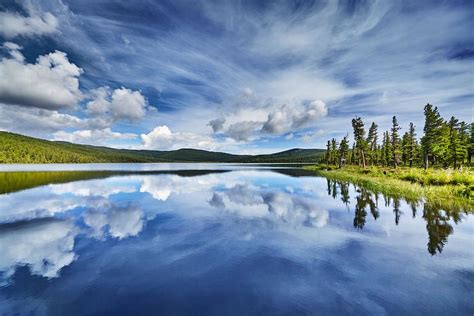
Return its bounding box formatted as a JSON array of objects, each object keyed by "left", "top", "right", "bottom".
[
  {"left": 209, "top": 99, "right": 327, "bottom": 141},
  {"left": 0, "top": 11, "right": 58, "bottom": 38},
  {"left": 0, "top": 103, "right": 86, "bottom": 135},
  {"left": 87, "top": 87, "right": 148, "bottom": 121},
  {"left": 0, "top": 192, "right": 82, "bottom": 223},
  {"left": 140, "top": 177, "right": 171, "bottom": 201},
  {"left": 211, "top": 183, "right": 329, "bottom": 227},
  {"left": 50, "top": 180, "right": 136, "bottom": 199},
  {"left": 0, "top": 220, "right": 77, "bottom": 284},
  {"left": 84, "top": 204, "right": 144, "bottom": 240},
  {"left": 52, "top": 128, "right": 137, "bottom": 145},
  {"left": 226, "top": 121, "right": 261, "bottom": 141},
  {"left": 0, "top": 46, "right": 83, "bottom": 109},
  {"left": 262, "top": 100, "right": 327, "bottom": 134},
  {"left": 141, "top": 125, "right": 223, "bottom": 150}
]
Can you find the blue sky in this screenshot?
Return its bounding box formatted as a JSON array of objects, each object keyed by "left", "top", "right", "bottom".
[{"left": 0, "top": 0, "right": 472, "bottom": 153}]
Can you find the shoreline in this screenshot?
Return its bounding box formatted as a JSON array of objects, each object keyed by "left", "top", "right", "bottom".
[{"left": 304, "top": 165, "right": 473, "bottom": 209}]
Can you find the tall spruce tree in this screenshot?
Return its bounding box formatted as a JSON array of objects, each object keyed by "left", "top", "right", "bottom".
[
  {"left": 401, "top": 131, "right": 409, "bottom": 166},
  {"left": 391, "top": 116, "right": 401, "bottom": 168},
  {"left": 421, "top": 104, "right": 444, "bottom": 169},
  {"left": 325, "top": 140, "right": 331, "bottom": 165},
  {"left": 351, "top": 116, "right": 367, "bottom": 168},
  {"left": 407, "top": 122, "right": 417, "bottom": 167},
  {"left": 330, "top": 138, "right": 338, "bottom": 165},
  {"left": 448, "top": 117, "right": 461, "bottom": 169},
  {"left": 382, "top": 131, "right": 392, "bottom": 166},
  {"left": 447, "top": 117, "right": 469, "bottom": 169},
  {"left": 459, "top": 121, "right": 470, "bottom": 168},
  {"left": 469, "top": 123, "right": 474, "bottom": 165},
  {"left": 350, "top": 142, "right": 357, "bottom": 165},
  {"left": 338, "top": 134, "right": 349, "bottom": 168},
  {"left": 367, "top": 122, "right": 378, "bottom": 165}
]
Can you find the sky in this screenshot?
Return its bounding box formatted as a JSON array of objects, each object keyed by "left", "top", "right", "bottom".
[{"left": 0, "top": 0, "right": 472, "bottom": 154}]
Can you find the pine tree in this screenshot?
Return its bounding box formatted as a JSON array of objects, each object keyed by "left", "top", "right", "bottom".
[
  {"left": 382, "top": 131, "right": 392, "bottom": 166},
  {"left": 407, "top": 122, "right": 417, "bottom": 167},
  {"left": 391, "top": 116, "right": 401, "bottom": 168},
  {"left": 421, "top": 104, "right": 444, "bottom": 169},
  {"left": 447, "top": 117, "right": 468, "bottom": 169},
  {"left": 330, "top": 138, "right": 338, "bottom": 165},
  {"left": 401, "top": 131, "right": 409, "bottom": 166},
  {"left": 459, "top": 121, "right": 470, "bottom": 168},
  {"left": 338, "top": 134, "right": 349, "bottom": 168},
  {"left": 325, "top": 140, "right": 331, "bottom": 165},
  {"left": 469, "top": 123, "right": 474, "bottom": 165},
  {"left": 351, "top": 116, "right": 367, "bottom": 168},
  {"left": 366, "top": 122, "right": 378, "bottom": 165},
  {"left": 350, "top": 142, "right": 357, "bottom": 165}
]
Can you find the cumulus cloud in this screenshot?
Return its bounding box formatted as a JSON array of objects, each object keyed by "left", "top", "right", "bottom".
[
  {"left": 0, "top": 103, "right": 86, "bottom": 135},
  {"left": 208, "top": 99, "right": 327, "bottom": 142},
  {"left": 0, "top": 191, "right": 82, "bottom": 223},
  {"left": 141, "top": 125, "right": 221, "bottom": 150},
  {"left": 140, "top": 177, "right": 172, "bottom": 201},
  {"left": 213, "top": 183, "right": 329, "bottom": 228},
  {"left": 0, "top": 45, "right": 83, "bottom": 109},
  {"left": 226, "top": 121, "right": 261, "bottom": 141},
  {"left": 50, "top": 181, "right": 136, "bottom": 199},
  {"left": 207, "top": 117, "right": 226, "bottom": 133},
  {"left": 52, "top": 128, "right": 137, "bottom": 145},
  {"left": 86, "top": 87, "right": 148, "bottom": 121},
  {"left": 84, "top": 204, "right": 144, "bottom": 240},
  {"left": 262, "top": 100, "right": 327, "bottom": 134},
  {"left": 0, "top": 11, "right": 58, "bottom": 38},
  {"left": 0, "top": 219, "right": 77, "bottom": 284}
]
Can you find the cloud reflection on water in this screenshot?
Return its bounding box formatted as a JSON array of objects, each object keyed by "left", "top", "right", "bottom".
[{"left": 0, "top": 169, "right": 471, "bottom": 286}]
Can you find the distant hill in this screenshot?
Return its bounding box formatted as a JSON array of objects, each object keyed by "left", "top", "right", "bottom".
[{"left": 0, "top": 131, "right": 325, "bottom": 163}]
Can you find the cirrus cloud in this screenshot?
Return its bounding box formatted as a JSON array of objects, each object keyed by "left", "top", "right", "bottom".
[{"left": 0, "top": 11, "right": 58, "bottom": 38}]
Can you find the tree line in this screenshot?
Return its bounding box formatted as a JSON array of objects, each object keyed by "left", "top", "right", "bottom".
[{"left": 323, "top": 104, "right": 473, "bottom": 169}]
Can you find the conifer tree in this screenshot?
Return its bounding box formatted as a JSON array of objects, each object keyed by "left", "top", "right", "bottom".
[
  {"left": 325, "top": 140, "right": 331, "bottom": 165},
  {"left": 351, "top": 116, "right": 367, "bottom": 168},
  {"left": 366, "top": 122, "right": 378, "bottom": 165},
  {"left": 401, "top": 131, "right": 409, "bottom": 166},
  {"left": 382, "top": 131, "right": 392, "bottom": 166},
  {"left": 421, "top": 104, "right": 444, "bottom": 169},
  {"left": 350, "top": 142, "right": 356, "bottom": 165},
  {"left": 407, "top": 122, "right": 417, "bottom": 167},
  {"left": 338, "top": 134, "right": 349, "bottom": 168},
  {"left": 330, "top": 138, "right": 338, "bottom": 165},
  {"left": 447, "top": 117, "right": 468, "bottom": 169},
  {"left": 468, "top": 123, "right": 474, "bottom": 165},
  {"left": 391, "top": 116, "right": 401, "bottom": 167}
]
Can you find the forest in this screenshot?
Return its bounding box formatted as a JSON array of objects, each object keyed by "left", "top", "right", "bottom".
[
  {"left": 322, "top": 104, "right": 473, "bottom": 170},
  {"left": 0, "top": 131, "right": 325, "bottom": 163}
]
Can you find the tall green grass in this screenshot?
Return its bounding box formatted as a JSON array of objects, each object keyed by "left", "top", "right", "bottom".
[{"left": 304, "top": 165, "right": 473, "bottom": 207}]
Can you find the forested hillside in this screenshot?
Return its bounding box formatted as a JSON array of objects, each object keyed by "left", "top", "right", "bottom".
[{"left": 0, "top": 131, "right": 324, "bottom": 163}]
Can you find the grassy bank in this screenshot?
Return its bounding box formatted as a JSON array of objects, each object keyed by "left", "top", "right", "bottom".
[{"left": 304, "top": 165, "right": 473, "bottom": 206}]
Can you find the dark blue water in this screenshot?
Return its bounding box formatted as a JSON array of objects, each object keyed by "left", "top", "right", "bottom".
[{"left": 0, "top": 166, "right": 473, "bottom": 315}]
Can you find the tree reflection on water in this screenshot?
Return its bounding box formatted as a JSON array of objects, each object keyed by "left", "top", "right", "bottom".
[{"left": 326, "top": 179, "right": 470, "bottom": 255}]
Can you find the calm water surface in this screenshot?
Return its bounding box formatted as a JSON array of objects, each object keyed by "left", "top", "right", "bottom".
[{"left": 0, "top": 164, "right": 472, "bottom": 315}]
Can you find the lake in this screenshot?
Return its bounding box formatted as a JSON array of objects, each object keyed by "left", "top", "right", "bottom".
[{"left": 0, "top": 164, "right": 472, "bottom": 315}]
